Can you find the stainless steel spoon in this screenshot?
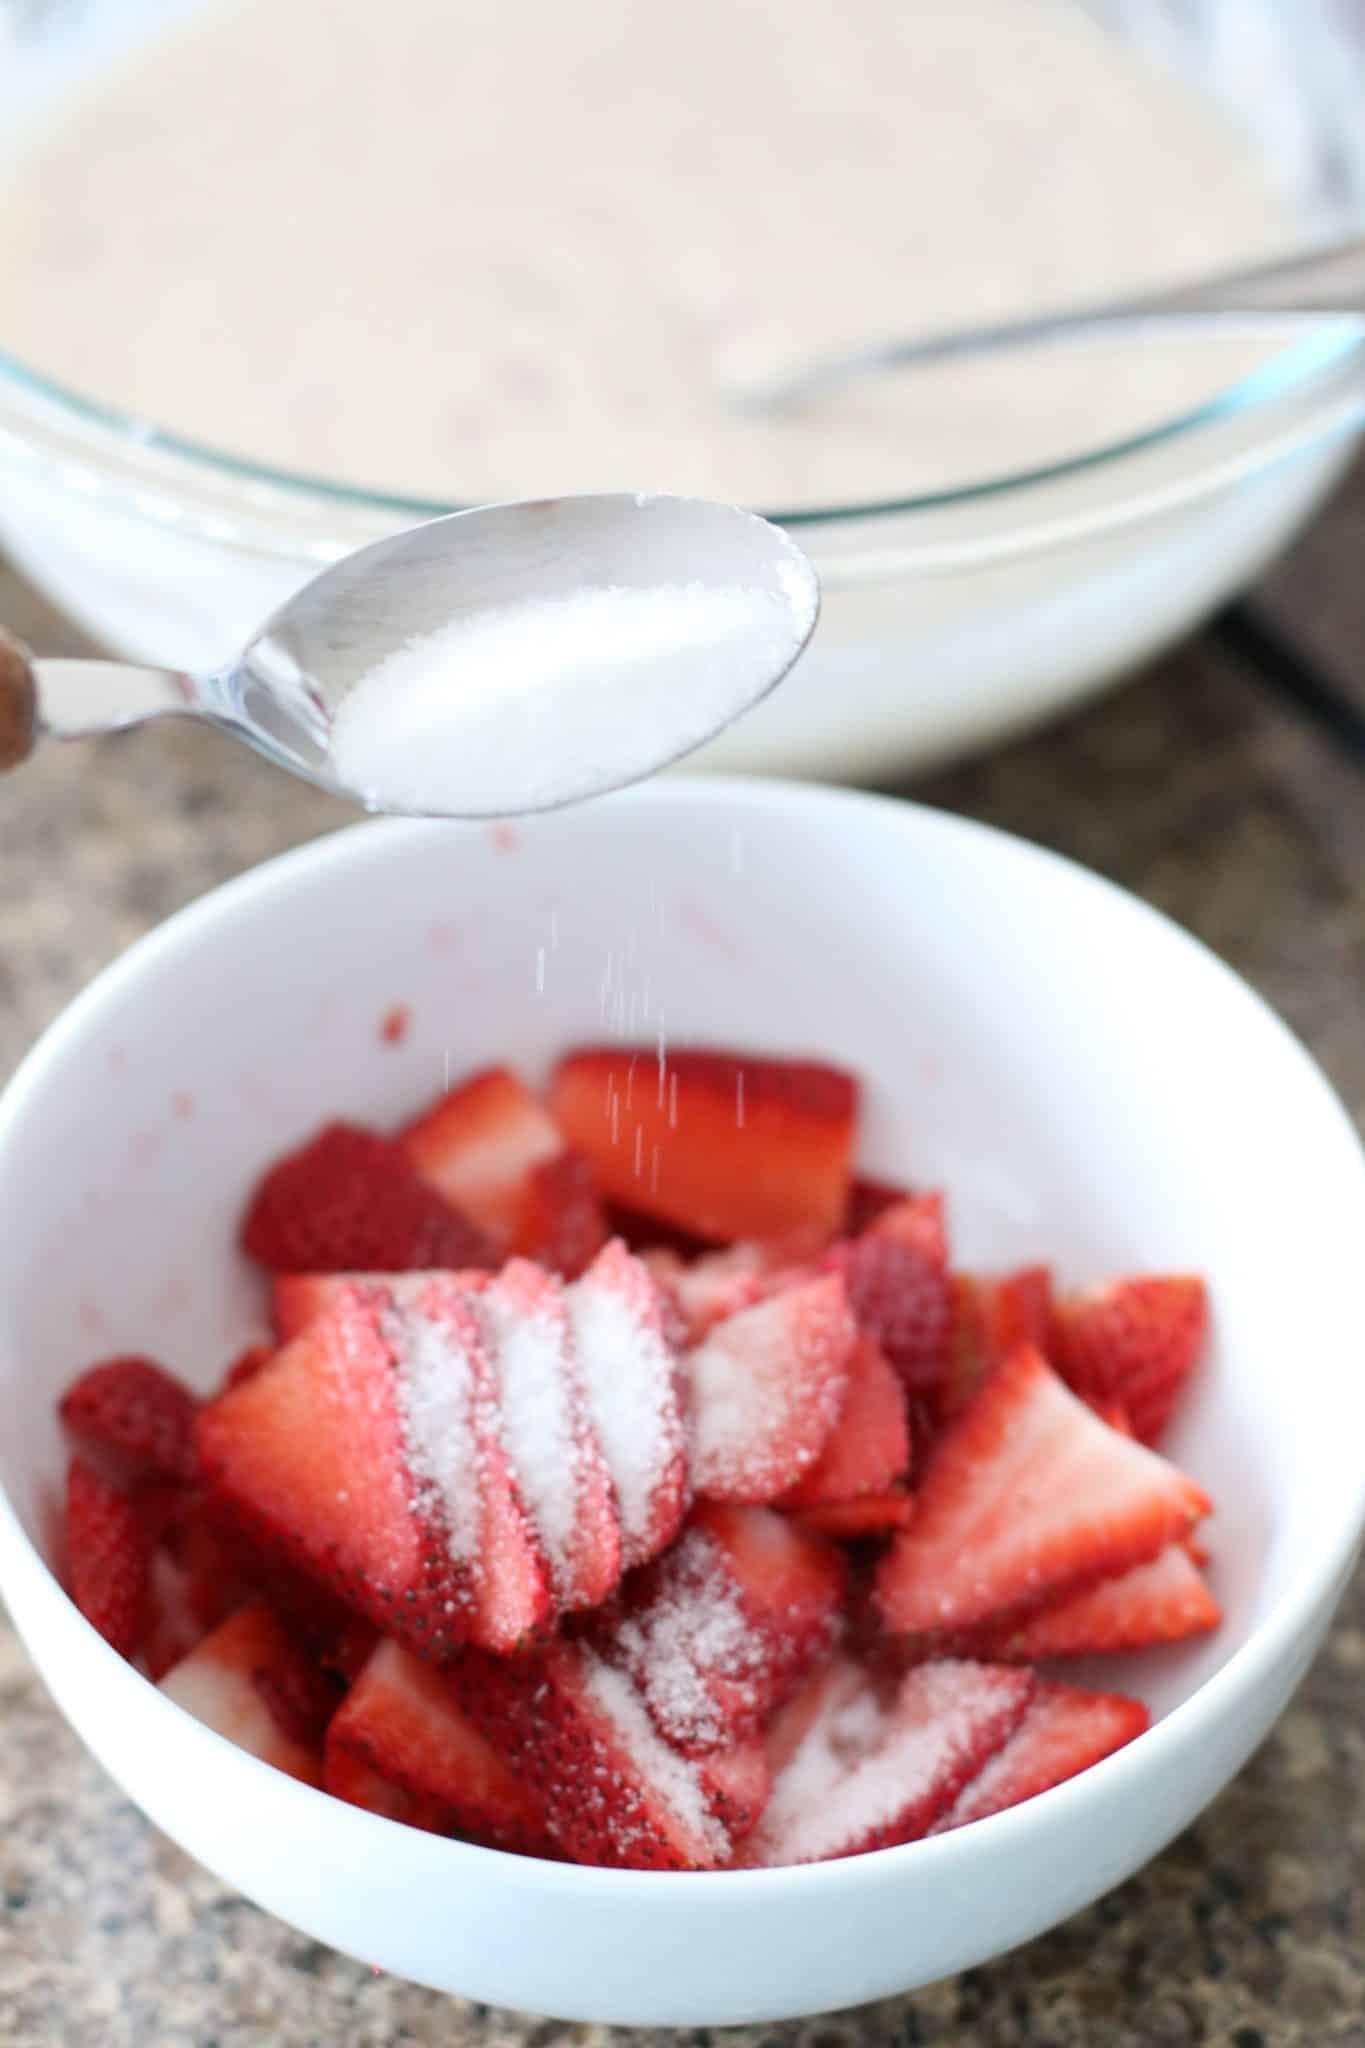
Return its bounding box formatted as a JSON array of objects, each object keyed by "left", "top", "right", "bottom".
[
  {"left": 0, "top": 492, "right": 819, "bottom": 815},
  {"left": 736, "top": 236, "right": 1365, "bottom": 412}
]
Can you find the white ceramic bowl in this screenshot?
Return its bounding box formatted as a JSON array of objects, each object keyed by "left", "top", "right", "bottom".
[{"left": 1, "top": 781, "right": 1363, "bottom": 2026}]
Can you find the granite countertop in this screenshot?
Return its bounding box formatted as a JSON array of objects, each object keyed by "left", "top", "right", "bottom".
[{"left": 3, "top": 487, "right": 1365, "bottom": 2045}]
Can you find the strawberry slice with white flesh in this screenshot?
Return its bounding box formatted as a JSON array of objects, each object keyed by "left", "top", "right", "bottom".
[
  {"left": 874, "top": 1344, "right": 1211, "bottom": 1643},
  {"left": 565, "top": 1239, "right": 689, "bottom": 1571},
  {"left": 196, "top": 1279, "right": 551, "bottom": 1659},
  {"left": 742, "top": 1656, "right": 1035, "bottom": 1866},
  {"left": 780, "top": 1334, "right": 910, "bottom": 1509},
  {"left": 411, "top": 1274, "right": 553, "bottom": 1654},
  {"left": 323, "top": 1743, "right": 456, "bottom": 1836},
  {"left": 452, "top": 1640, "right": 768, "bottom": 1870},
  {"left": 326, "top": 1637, "right": 555, "bottom": 1852},
  {"left": 271, "top": 1269, "right": 433, "bottom": 1344},
  {"left": 475, "top": 1258, "right": 621, "bottom": 1613},
  {"left": 605, "top": 1503, "right": 846, "bottom": 1754},
  {"left": 157, "top": 1601, "right": 327, "bottom": 1787},
  {"left": 401, "top": 1065, "right": 565, "bottom": 1248},
  {"left": 981, "top": 1542, "right": 1221, "bottom": 1661},
  {"left": 687, "top": 1274, "right": 856, "bottom": 1503},
  {"left": 934, "top": 1678, "right": 1149, "bottom": 1831}
]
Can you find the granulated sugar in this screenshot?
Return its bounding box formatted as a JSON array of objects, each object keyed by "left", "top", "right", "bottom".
[
  {"left": 566, "top": 1243, "right": 686, "bottom": 1571},
  {"left": 328, "top": 581, "right": 809, "bottom": 817},
  {"left": 387, "top": 1294, "right": 483, "bottom": 1566},
  {"left": 578, "top": 1649, "right": 724, "bottom": 1861},
  {"left": 478, "top": 1264, "right": 582, "bottom": 1596},
  {"left": 614, "top": 1526, "right": 760, "bottom": 1752}
]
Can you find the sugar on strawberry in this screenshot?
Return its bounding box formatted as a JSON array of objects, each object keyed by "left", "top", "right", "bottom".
[{"left": 55, "top": 1043, "right": 1223, "bottom": 1868}]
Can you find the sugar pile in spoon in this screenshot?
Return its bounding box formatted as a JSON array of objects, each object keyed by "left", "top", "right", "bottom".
[{"left": 328, "top": 577, "right": 814, "bottom": 816}]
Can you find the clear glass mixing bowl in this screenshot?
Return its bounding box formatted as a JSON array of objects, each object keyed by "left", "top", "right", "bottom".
[{"left": 2, "top": 0, "right": 1365, "bottom": 777}]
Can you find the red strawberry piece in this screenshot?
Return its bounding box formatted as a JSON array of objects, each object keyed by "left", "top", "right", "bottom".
[
  {"left": 981, "top": 1543, "right": 1221, "bottom": 1661},
  {"left": 566, "top": 1240, "right": 689, "bottom": 1571},
  {"left": 142, "top": 1549, "right": 206, "bottom": 1680},
  {"left": 793, "top": 1491, "right": 915, "bottom": 1540},
  {"left": 405, "top": 1274, "right": 554, "bottom": 1655},
  {"left": 223, "top": 1343, "right": 275, "bottom": 1393},
  {"left": 317, "top": 1614, "right": 381, "bottom": 1688},
  {"left": 644, "top": 1243, "right": 772, "bottom": 1340},
  {"left": 866, "top": 1192, "right": 949, "bottom": 1270},
  {"left": 942, "top": 1264, "right": 1055, "bottom": 1424},
  {"left": 270, "top": 1268, "right": 446, "bottom": 1344},
  {"left": 64, "top": 1456, "right": 150, "bottom": 1660},
  {"left": 476, "top": 1258, "right": 621, "bottom": 1614},
  {"left": 157, "top": 1601, "right": 326, "bottom": 1786},
  {"left": 197, "top": 1283, "right": 478, "bottom": 1658},
  {"left": 844, "top": 1176, "right": 913, "bottom": 1236},
  {"left": 1053, "top": 1275, "right": 1209, "bottom": 1444},
  {"left": 742, "top": 1656, "right": 1035, "bottom": 1866},
  {"left": 515, "top": 1149, "right": 608, "bottom": 1278},
  {"left": 60, "top": 1355, "right": 200, "bottom": 1482},
  {"left": 874, "top": 1344, "right": 1212, "bottom": 1643},
  {"left": 820, "top": 1234, "right": 952, "bottom": 1398},
  {"left": 934, "top": 1679, "right": 1149, "bottom": 1831},
  {"left": 323, "top": 1742, "right": 456, "bottom": 1836},
  {"left": 453, "top": 1640, "right": 767, "bottom": 1870},
  {"left": 241, "top": 1121, "right": 497, "bottom": 1275},
  {"left": 401, "top": 1065, "right": 567, "bottom": 1249},
  {"left": 780, "top": 1336, "right": 910, "bottom": 1509},
  {"left": 604, "top": 1202, "right": 720, "bottom": 1259},
  {"left": 687, "top": 1274, "right": 856, "bottom": 1503},
  {"left": 605, "top": 1503, "right": 846, "bottom": 1755},
  {"left": 327, "top": 1639, "right": 556, "bottom": 1852},
  {"left": 551, "top": 1045, "right": 858, "bottom": 1245}
]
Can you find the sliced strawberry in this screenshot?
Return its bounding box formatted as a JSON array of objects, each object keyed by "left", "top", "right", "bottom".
[
  {"left": 935, "top": 1679, "right": 1149, "bottom": 1830},
  {"left": 867, "top": 1192, "right": 949, "bottom": 1270},
  {"left": 551, "top": 1045, "right": 858, "bottom": 1245},
  {"left": 875, "top": 1345, "right": 1212, "bottom": 1643},
  {"left": 64, "top": 1456, "right": 150, "bottom": 1661},
  {"left": 645, "top": 1243, "right": 777, "bottom": 1340},
  {"left": 687, "top": 1275, "right": 855, "bottom": 1504},
  {"left": 793, "top": 1491, "right": 915, "bottom": 1540},
  {"left": 323, "top": 1742, "right": 456, "bottom": 1836},
  {"left": 271, "top": 1269, "right": 435, "bottom": 1344},
  {"left": 606, "top": 1503, "right": 845, "bottom": 1754},
  {"left": 327, "top": 1638, "right": 556, "bottom": 1852},
  {"left": 780, "top": 1336, "right": 910, "bottom": 1509},
  {"left": 476, "top": 1258, "right": 621, "bottom": 1614},
  {"left": 60, "top": 1355, "right": 200, "bottom": 1482},
  {"left": 516, "top": 1149, "right": 609, "bottom": 1278},
  {"left": 142, "top": 1549, "right": 205, "bottom": 1680},
  {"left": 401, "top": 1066, "right": 565, "bottom": 1248},
  {"left": 982, "top": 1542, "right": 1221, "bottom": 1661},
  {"left": 1053, "top": 1275, "right": 1208, "bottom": 1444},
  {"left": 241, "top": 1121, "right": 497, "bottom": 1274},
  {"left": 453, "top": 1640, "right": 766, "bottom": 1870},
  {"left": 943, "top": 1265, "right": 1054, "bottom": 1424},
  {"left": 822, "top": 1233, "right": 952, "bottom": 1398},
  {"left": 222, "top": 1342, "right": 275, "bottom": 1393},
  {"left": 743, "top": 1656, "right": 1034, "bottom": 1866},
  {"left": 412, "top": 1275, "right": 554, "bottom": 1655},
  {"left": 844, "top": 1176, "right": 913, "bottom": 1236},
  {"left": 197, "top": 1283, "right": 480, "bottom": 1659},
  {"left": 566, "top": 1240, "right": 689, "bottom": 1571},
  {"left": 157, "top": 1600, "right": 325, "bottom": 1786}
]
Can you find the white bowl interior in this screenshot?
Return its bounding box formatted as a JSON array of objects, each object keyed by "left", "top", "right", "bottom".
[{"left": 1, "top": 782, "right": 1363, "bottom": 2019}]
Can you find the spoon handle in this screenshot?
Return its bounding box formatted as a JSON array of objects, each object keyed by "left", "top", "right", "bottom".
[{"left": 0, "top": 627, "right": 202, "bottom": 766}]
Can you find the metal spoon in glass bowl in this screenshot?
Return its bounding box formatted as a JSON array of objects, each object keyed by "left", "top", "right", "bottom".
[{"left": 0, "top": 493, "right": 819, "bottom": 816}]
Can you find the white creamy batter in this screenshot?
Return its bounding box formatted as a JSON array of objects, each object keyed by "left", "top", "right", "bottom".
[{"left": 0, "top": 0, "right": 1290, "bottom": 508}]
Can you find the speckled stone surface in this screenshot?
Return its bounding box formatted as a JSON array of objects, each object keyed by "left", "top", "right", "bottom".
[{"left": 2, "top": 554, "right": 1365, "bottom": 2046}]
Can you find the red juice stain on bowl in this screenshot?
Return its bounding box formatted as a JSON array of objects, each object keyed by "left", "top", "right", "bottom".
[{"left": 379, "top": 1005, "right": 411, "bottom": 1047}]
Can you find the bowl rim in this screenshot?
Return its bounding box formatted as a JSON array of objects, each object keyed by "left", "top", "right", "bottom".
[
  {"left": 2, "top": 313, "right": 1364, "bottom": 537},
  {"left": 2, "top": 777, "right": 1364, "bottom": 1899}
]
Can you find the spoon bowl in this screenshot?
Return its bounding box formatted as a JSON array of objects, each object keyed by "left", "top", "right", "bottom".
[{"left": 2, "top": 493, "right": 819, "bottom": 817}]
